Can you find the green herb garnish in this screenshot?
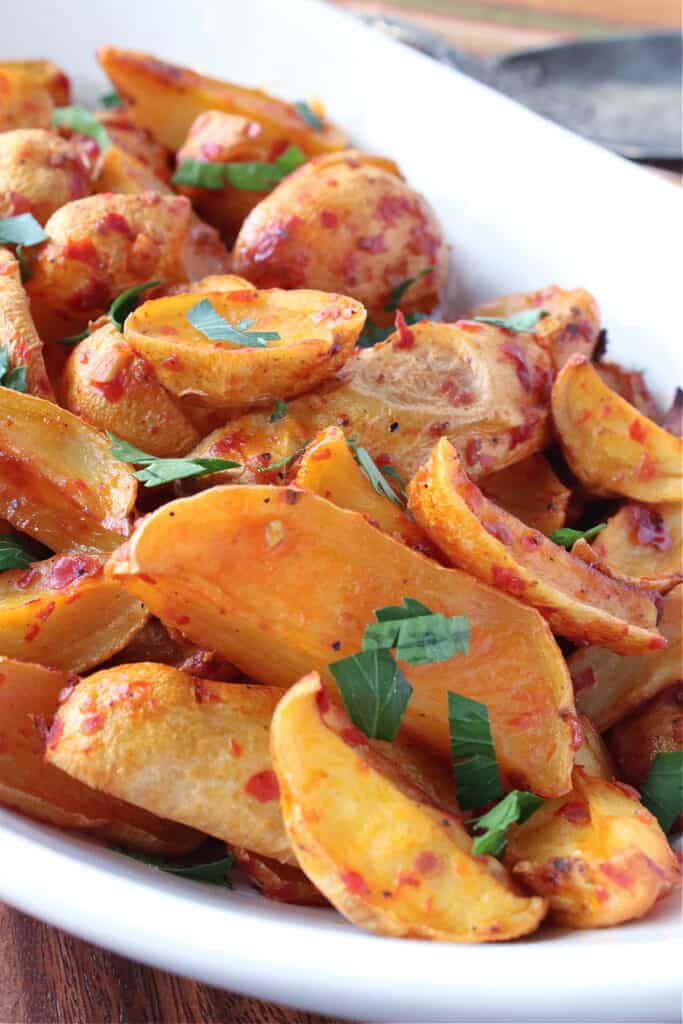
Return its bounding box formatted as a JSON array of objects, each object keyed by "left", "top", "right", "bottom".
[
  {"left": 0, "top": 346, "right": 27, "bottom": 394},
  {"left": 269, "top": 399, "right": 288, "bottom": 423},
  {"left": 329, "top": 647, "right": 412, "bottom": 742},
  {"left": 100, "top": 91, "right": 122, "bottom": 108},
  {"left": 111, "top": 847, "right": 233, "bottom": 887},
  {"left": 472, "top": 308, "right": 549, "bottom": 333},
  {"left": 57, "top": 328, "right": 89, "bottom": 347},
  {"left": 51, "top": 104, "right": 110, "bottom": 151},
  {"left": 294, "top": 100, "right": 323, "bottom": 131},
  {"left": 0, "top": 213, "right": 48, "bottom": 248},
  {"left": 549, "top": 523, "right": 607, "bottom": 550},
  {"left": 254, "top": 443, "right": 309, "bottom": 474},
  {"left": 186, "top": 298, "right": 280, "bottom": 348},
  {"left": 448, "top": 692, "right": 503, "bottom": 810},
  {"left": 107, "top": 433, "right": 240, "bottom": 487},
  {"left": 347, "top": 440, "right": 404, "bottom": 507},
  {"left": 172, "top": 145, "right": 306, "bottom": 192},
  {"left": 363, "top": 598, "right": 470, "bottom": 666},
  {"left": 385, "top": 267, "right": 433, "bottom": 312},
  {"left": 0, "top": 531, "right": 35, "bottom": 571},
  {"left": 640, "top": 751, "right": 683, "bottom": 834},
  {"left": 109, "top": 279, "right": 161, "bottom": 332},
  {"left": 469, "top": 790, "right": 544, "bottom": 856}
]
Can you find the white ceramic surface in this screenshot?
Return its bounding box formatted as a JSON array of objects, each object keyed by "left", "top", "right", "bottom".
[{"left": 1, "top": 1, "right": 682, "bottom": 1020}]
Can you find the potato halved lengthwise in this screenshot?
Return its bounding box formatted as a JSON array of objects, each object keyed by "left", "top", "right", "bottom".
[
  {"left": 479, "top": 454, "right": 571, "bottom": 535},
  {"left": 0, "top": 247, "right": 53, "bottom": 400},
  {"left": 591, "top": 502, "right": 682, "bottom": 594},
  {"left": 505, "top": 768, "right": 680, "bottom": 929},
  {"left": 47, "top": 663, "right": 293, "bottom": 862},
  {"left": 551, "top": 355, "right": 682, "bottom": 502},
  {"left": 124, "top": 286, "right": 366, "bottom": 410},
  {"left": 0, "top": 553, "right": 147, "bottom": 673},
  {"left": 193, "top": 319, "right": 553, "bottom": 482},
  {"left": 570, "top": 586, "right": 682, "bottom": 732},
  {"left": 407, "top": 438, "right": 662, "bottom": 655},
  {"left": 0, "top": 657, "right": 201, "bottom": 855},
  {"left": 0, "top": 388, "right": 137, "bottom": 552},
  {"left": 270, "top": 673, "right": 547, "bottom": 942},
  {"left": 98, "top": 46, "right": 346, "bottom": 155},
  {"left": 106, "top": 485, "right": 576, "bottom": 796}
]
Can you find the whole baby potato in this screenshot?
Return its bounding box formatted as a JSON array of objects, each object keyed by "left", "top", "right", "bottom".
[
  {"left": 0, "top": 129, "right": 92, "bottom": 223},
  {"left": 233, "top": 150, "right": 448, "bottom": 322}
]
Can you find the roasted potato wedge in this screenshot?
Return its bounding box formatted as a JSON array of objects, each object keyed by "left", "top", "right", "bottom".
[
  {"left": 551, "top": 355, "right": 682, "bottom": 502},
  {"left": 407, "top": 438, "right": 662, "bottom": 654},
  {"left": 94, "top": 143, "right": 168, "bottom": 195},
  {"left": 469, "top": 285, "right": 600, "bottom": 372},
  {"left": 571, "top": 586, "right": 682, "bottom": 730},
  {"left": 591, "top": 502, "right": 682, "bottom": 593},
  {"left": 62, "top": 322, "right": 200, "bottom": 457},
  {"left": 0, "top": 553, "right": 147, "bottom": 672},
  {"left": 293, "top": 427, "right": 439, "bottom": 558},
  {"left": 0, "top": 129, "right": 91, "bottom": 224},
  {"left": 234, "top": 848, "right": 328, "bottom": 906},
  {"left": 96, "top": 107, "right": 170, "bottom": 181},
  {"left": 233, "top": 150, "right": 447, "bottom": 322},
  {"left": 0, "top": 247, "right": 54, "bottom": 400},
  {"left": 0, "top": 656, "right": 200, "bottom": 854},
  {"left": 574, "top": 714, "right": 616, "bottom": 781},
  {"left": 606, "top": 684, "right": 683, "bottom": 802},
  {"left": 480, "top": 454, "right": 571, "bottom": 535},
  {"left": 0, "top": 61, "right": 70, "bottom": 106},
  {"left": 595, "top": 361, "right": 659, "bottom": 421},
  {"left": 27, "top": 192, "right": 230, "bottom": 341},
  {"left": 0, "top": 68, "right": 52, "bottom": 131},
  {"left": 505, "top": 768, "right": 679, "bottom": 928},
  {"left": 0, "top": 388, "right": 136, "bottom": 551},
  {"left": 124, "top": 286, "right": 365, "bottom": 410},
  {"left": 271, "top": 673, "right": 547, "bottom": 941},
  {"left": 107, "top": 485, "right": 576, "bottom": 796},
  {"left": 98, "top": 46, "right": 346, "bottom": 155},
  {"left": 47, "top": 663, "right": 294, "bottom": 862},
  {"left": 193, "top": 319, "right": 553, "bottom": 482}
]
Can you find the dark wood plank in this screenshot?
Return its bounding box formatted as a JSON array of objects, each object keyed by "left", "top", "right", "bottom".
[{"left": 0, "top": 902, "right": 340, "bottom": 1024}]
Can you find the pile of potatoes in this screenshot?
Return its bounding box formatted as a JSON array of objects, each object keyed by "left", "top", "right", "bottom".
[{"left": 0, "top": 48, "right": 680, "bottom": 943}]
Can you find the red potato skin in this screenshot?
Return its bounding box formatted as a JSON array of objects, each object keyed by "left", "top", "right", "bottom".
[{"left": 0, "top": 130, "right": 92, "bottom": 224}]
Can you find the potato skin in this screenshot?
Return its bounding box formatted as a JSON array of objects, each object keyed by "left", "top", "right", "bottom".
[
  {"left": 0, "top": 129, "right": 91, "bottom": 224},
  {"left": 62, "top": 322, "right": 200, "bottom": 457},
  {"left": 27, "top": 191, "right": 230, "bottom": 341},
  {"left": 505, "top": 768, "right": 680, "bottom": 929},
  {"left": 233, "top": 150, "right": 448, "bottom": 321}
]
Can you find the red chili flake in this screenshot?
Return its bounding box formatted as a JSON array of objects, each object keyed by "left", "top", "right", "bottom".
[
  {"left": 245, "top": 770, "right": 280, "bottom": 803},
  {"left": 600, "top": 862, "right": 633, "bottom": 889},
  {"left": 138, "top": 574, "right": 157, "bottom": 585},
  {"left": 357, "top": 234, "right": 386, "bottom": 254},
  {"left": 509, "top": 414, "right": 540, "bottom": 450},
  {"left": 464, "top": 438, "right": 495, "bottom": 472},
  {"left": 458, "top": 320, "right": 484, "bottom": 333},
  {"left": 229, "top": 737, "right": 242, "bottom": 758},
  {"left": 459, "top": 476, "right": 484, "bottom": 513},
  {"left": 24, "top": 623, "right": 40, "bottom": 643},
  {"left": 491, "top": 565, "right": 526, "bottom": 595},
  {"left": 629, "top": 419, "right": 648, "bottom": 443},
  {"left": 441, "top": 380, "right": 475, "bottom": 406},
  {"left": 63, "top": 237, "right": 102, "bottom": 269},
  {"left": 174, "top": 614, "right": 190, "bottom": 625},
  {"left": 375, "top": 194, "right": 409, "bottom": 225},
  {"left": 316, "top": 687, "right": 330, "bottom": 715},
  {"left": 555, "top": 801, "right": 590, "bottom": 824},
  {"left": 628, "top": 504, "right": 672, "bottom": 551},
  {"left": 340, "top": 869, "right": 370, "bottom": 896},
  {"left": 510, "top": 713, "right": 534, "bottom": 729},
  {"left": 311, "top": 447, "right": 332, "bottom": 462},
  {"left": 520, "top": 532, "right": 543, "bottom": 552},
  {"left": 572, "top": 666, "right": 596, "bottom": 692},
  {"left": 502, "top": 341, "right": 533, "bottom": 391},
  {"left": 46, "top": 554, "right": 100, "bottom": 590},
  {"left": 414, "top": 851, "right": 439, "bottom": 876},
  {"left": 483, "top": 520, "right": 513, "bottom": 545},
  {"left": 637, "top": 452, "right": 657, "bottom": 482},
  {"left": 81, "top": 713, "right": 105, "bottom": 735},
  {"left": 92, "top": 369, "right": 127, "bottom": 403},
  {"left": 595, "top": 885, "right": 609, "bottom": 903},
  {"left": 37, "top": 600, "right": 56, "bottom": 624},
  {"left": 320, "top": 210, "right": 338, "bottom": 229},
  {"left": 340, "top": 726, "right": 368, "bottom": 748},
  {"left": 97, "top": 212, "right": 135, "bottom": 239},
  {"left": 194, "top": 680, "right": 221, "bottom": 704},
  {"left": 394, "top": 310, "right": 415, "bottom": 349},
  {"left": 648, "top": 635, "right": 667, "bottom": 650},
  {"left": 396, "top": 871, "right": 420, "bottom": 888},
  {"left": 612, "top": 781, "right": 640, "bottom": 801},
  {"left": 44, "top": 717, "right": 64, "bottom": 750},
  {"left": 15, "top": 568, "right": 39, "bottom": 590}
]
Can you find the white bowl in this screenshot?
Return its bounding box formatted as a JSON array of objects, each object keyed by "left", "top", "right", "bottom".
[{"left": 1, "top": 1, "right": 681, "bottom": 1020}]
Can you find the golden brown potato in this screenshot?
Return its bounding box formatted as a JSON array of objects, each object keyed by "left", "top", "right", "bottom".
[
  {"left": 551, "top": 355, "right": 682, "bottom": 502},
  {"left": 26, "top": 192, "right": 230, "bottom": 342},
  {"left": 480, "top": 454, "right": 571, "bottom": 535},
  {"left": 469, "top": 285, "right": 601, "bottom": 372},
  {"left": 234, "top": 848, "right": 328, "bottom": 906},
  {"left": 124, "top": 285, "right": 365, "bottom": 411},
  {"left": 571, "top": 586, "right": 682, "bottom": 731},
  {"left": 606, "top": 684, "right": 683, "bottom": 796},
  {"left": 0, "top": 129, "right": 91, "bottom": 224},
  {"left": 233, "top": 150, "right": 447, "bottom": 322},
  {"left": 0, "top": 69, "right": 52, "bottom": 131},
  {"left": 271, "top": 673, "right": 547, "bottom": 942},
  {"left": 0, "top": 247, "right": 54, "bottom": 400},
  {"left": 98, "top": 46, "right": 346, "bottom": 155},
  {"left": 505, "top": 768, "right": 679, "bottom": 928},
  {"left": 175, "top": 110, "right": 275, "bottom": 242},
  {"left": 0, "top": 655, "right": 201, "bottom": 853},
  {"left": 595, "top": 361, "right": 659, "bottom": 421},
  {"left": 95, "top": 108, "right": 170, "bottom": 181},
  {"left": 407, "top": 438, "right": 662, "bottom": 654},
  {"left": 94, "top": 143, "right": 169, "bottom": 195},
  {"left": 574, "top": 714, "right": 616, "bottom": 780},
  {"left": 107, "top": 485, "right": 576, "bottom": 796},
  {"left": 0, "top": 387, "right": 136, "bottom": 551},
  {"left": 0, "top": 552, "right": 147, "bottom": 672},
  {"left": 47, "top": 663, "right": 294, "bottom": 862},
  {"left": 591, "top": 502, "right": 682, "bottom": 594},
  {"left": 193, "top": 319, "right": 553, "bottom": 483},
  {"left": 61, "top": 322, "right": 200, "bottom": 457},
  {"left": 0, "top": 61, "right": 70, "bottom": 105},
  {"left": 294, "top": 427, "right": 440, "bottom": 559}
]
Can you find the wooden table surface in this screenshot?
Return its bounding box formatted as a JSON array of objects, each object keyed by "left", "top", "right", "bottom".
[{"left": 2, "top": 2, "right": 680, "bottom": 1022}]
